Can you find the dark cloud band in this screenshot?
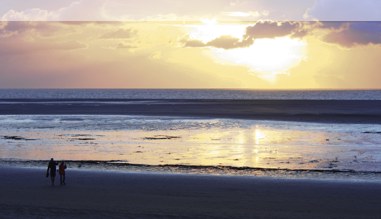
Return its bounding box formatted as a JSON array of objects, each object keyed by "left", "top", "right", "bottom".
[{"left": 184, "top": 21, "right": 381, "bottom": 49}]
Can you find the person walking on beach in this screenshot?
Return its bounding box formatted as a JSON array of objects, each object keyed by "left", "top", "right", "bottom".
[
  {"left": 46, "top": 158, "right": 58, "bottom": 186},
  {"left": 59, "top": 161, "right": 67, "bottom": 185}
]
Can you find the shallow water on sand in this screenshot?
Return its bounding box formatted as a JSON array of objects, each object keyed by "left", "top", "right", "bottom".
[{"left": 1, "top": 115, "right": 381, "bottom": 175}]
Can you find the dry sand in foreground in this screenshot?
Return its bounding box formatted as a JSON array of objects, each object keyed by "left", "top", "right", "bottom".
[{"left": 1, "top": 167, "right": 381, "bottom": 219}]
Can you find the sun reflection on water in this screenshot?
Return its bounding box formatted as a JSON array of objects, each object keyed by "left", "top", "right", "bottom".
[
  {"left": 254, "top": 128, "right": 265, "bottom": 145},
  {"left": 1, "top": 117, "right": 381, "bottom": 172}
]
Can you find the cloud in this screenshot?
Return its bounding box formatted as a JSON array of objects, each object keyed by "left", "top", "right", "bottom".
[
  {"left": 185, "top": 21, "right": 307, "bottom": 49},
  {"left": 3, "top": 0, "right": 349, "bottom": 22},
  {"left": 0, "top": 21, "right": 63, "bottom": 37},
  {"left": 317, "top": 21, "right": 347, "bottom": 30},
  {"left": 1, "top": 0, "right": 107, "bottom": 21},
  {"left": 0, "top": 0, "right": 246, "bottom": 21},
  {"left": 1, "top": 8, "right": 59, "bottom": 21},
  {"left": 184, "top": 36, "right": 243, "bottom": 50},
  {"left": 221, "top": 10, "right": 269, "bottom": 21},
  {"left": 116, "top": 42, "right": 136, "bottom": 49},
  {"left": 206, "top": 36, "right": 242, "bottom": 49},
  {"left": 185, "top": 21, "right": 381, "bottom": 49},
  {"left": 0, "top": 22, "right": 89, "bottom": 55},
  {"left": 323, "top": 22, "right": 381, "bottom": 47},
  {"left": 223, "top": 0, "right": 315, "bottom": 21},
  {"left": 0, "top": 39, "right": 87, "bottom": 55},
  {"left": 100, "top": 29, "right": 136, "bottom": 39},
  {"left": 3, "top": 0, "right": 380, "bottom": 22},
  {"left": 51, "top": 41, "right": 87, "bottom": 50},
  {"left": 305, "top": 0, "right": 381, "bottom": 21},
  {"left": 184, "top": 39, "right": 206, "bottom": 48},
  {"left": 243, "top": 21, "right": 306, "bottom": 43}
]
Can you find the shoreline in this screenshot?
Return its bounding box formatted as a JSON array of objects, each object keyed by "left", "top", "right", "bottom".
[
  {"left": 1, "top": 166, "right": 381, "bottom": 218},
  {"left": 1, "top": 99, "right": 381, "bottom": 124},
  {"left": 2, "top": 160, "right": 381, "bottom": 183}
]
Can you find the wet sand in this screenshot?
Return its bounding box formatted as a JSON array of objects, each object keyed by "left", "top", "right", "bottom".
[
  {"left": 1, "top": 167, "right": 381, "bottom": 218},
  {"left": 1, "top": 99, "right": 381, "bottom": 123}
]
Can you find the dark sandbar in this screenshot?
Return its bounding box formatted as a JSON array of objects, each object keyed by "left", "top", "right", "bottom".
[{"left": 1, "top": 99, "right": 381, "bottom": 123}]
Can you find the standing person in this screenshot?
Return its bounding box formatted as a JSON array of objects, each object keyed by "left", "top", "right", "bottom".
[
  {"left": 59, "top": 161, "right": 67, "bottom": 185},
  {"left": 46, "top": 158, "right": 58, "bottom": 186}
]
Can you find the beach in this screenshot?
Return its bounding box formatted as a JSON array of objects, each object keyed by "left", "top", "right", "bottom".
[
  {"left": 1, "top": 167, "right": 381, "bottom": 218},
  {"left": 1, "top": 90, "right": 381, "bottom": 218}
]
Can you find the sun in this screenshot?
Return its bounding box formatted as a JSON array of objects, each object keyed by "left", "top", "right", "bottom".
[
  {"left": 212, "top": 37, "right": 307, "bottom": 81},
  {"left": 188, "top": 20, "right": 307, "bottom": 82}
]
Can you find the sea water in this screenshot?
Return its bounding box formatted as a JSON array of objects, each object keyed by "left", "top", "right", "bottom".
[
  {"left": 0, "top": 89, "right": 381, "bottom": 180},
  {"left": 1, "top": 115, "right": 381, "bottom": 178},
  {"left": 1, "top": 89, "right": 381, "bottom": 100}
]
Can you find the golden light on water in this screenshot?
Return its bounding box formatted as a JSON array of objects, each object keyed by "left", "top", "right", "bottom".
[
  {"left": 254, "top": 128, "right": 266, "bottom": 145},
  {"left": 2, "top": 120, "right": 364, "bottom": 172}
]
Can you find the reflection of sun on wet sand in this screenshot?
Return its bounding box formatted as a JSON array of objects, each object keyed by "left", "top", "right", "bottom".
[
  {"left": 1, "top": 167, "right": 381, "bottom": 218},
  {"left": 2, "top": 115, "right": 381, "bottom": 173}
]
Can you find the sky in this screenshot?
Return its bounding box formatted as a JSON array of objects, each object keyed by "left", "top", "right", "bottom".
[{"left": 1, "top": 0, "right": 381, "bottom": 89}]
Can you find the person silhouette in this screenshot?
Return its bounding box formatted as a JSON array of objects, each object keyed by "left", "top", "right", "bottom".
[
  {"left": 59, "top": 161, "right": 67, "bottom": 185},
  {"left": 46, "top": 158, "right": 58, "bottom": 186}
]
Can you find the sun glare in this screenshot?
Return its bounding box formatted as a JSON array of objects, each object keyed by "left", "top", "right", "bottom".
[
  {"left": 212, "top": 37, "right": 307, "bottom": 81},
  {"left": 254, "top": 129, "right": 265, "bottom": 145},
  {"left": 188, "top": 19, "right": 247, "bottom": 43},
  {"left": 188, "top": 20, "right": 307, "bottom": 82}
]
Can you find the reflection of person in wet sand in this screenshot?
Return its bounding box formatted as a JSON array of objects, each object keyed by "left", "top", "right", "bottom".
[
  {"left": 59, "top": 161, "right": 67, "bottom": 185},
  {"left": 46, "top": 158, "right": 58, "bottom": 186}
]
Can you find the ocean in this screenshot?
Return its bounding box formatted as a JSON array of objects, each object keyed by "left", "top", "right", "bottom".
[
  {"left": 1, "top": 89, "right": 381, "bottom": 181},
  {"left": 1, "top": 89, "right": 381, "bottom": 100}
]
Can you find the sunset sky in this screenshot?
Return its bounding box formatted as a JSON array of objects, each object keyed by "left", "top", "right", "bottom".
[{"left": 1, "top": 0, "right": 381, "bottom": 89}]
